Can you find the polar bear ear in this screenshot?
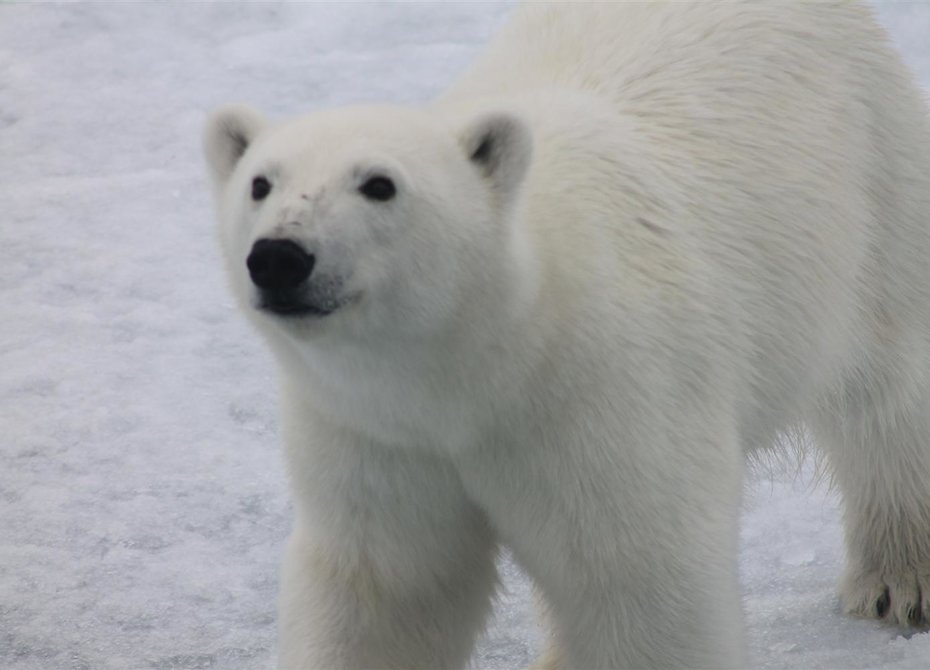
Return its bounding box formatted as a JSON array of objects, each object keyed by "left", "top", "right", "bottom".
[
  {"left": 203, "top": 104, "right": 268, "bottom": 186},
  {"left": 459, "top": 112, "right": 533, "bottom": 201}
]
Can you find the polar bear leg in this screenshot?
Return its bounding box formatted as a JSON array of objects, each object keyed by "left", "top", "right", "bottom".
[
  {"left": 278, "top": 433, "right": 498, "bottom": 670},
  {"left": 526, "top": 588, "right": 561, "bottom": 670},
  {"left": 465, "top": 427, "right": 747, "bottom": 669},
  {"left": 813, "top": 367, "right": 930, "bottom": 627},
  {"left": 529, "top": 526, "right": 746, "bottom": 670},
  {"left": 527, "top": 643, "right": 561, "bottom": 670}
]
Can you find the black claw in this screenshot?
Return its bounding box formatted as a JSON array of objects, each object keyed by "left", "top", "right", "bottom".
[
  {"left": 907, "top": 603, "right": 922, "bottom": 626},
  {"left": 876, "top": 589, "right": 890, "bottom": 618}
]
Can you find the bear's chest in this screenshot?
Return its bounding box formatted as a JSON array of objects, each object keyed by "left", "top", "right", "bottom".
[{"left": 295, "top": 348, "right": 492, "bottom": 453}]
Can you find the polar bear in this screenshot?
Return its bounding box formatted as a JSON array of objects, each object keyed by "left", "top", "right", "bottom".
[{"left": 204, "top": 2, "right": 930, "bottom": 668}]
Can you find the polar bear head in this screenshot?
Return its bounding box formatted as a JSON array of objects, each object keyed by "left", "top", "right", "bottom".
[{"left": 203, "top": 104, "right": 535, "bottom": 344}]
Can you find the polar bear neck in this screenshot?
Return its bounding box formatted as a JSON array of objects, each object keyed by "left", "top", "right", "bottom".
[{"left": 275, "top": 295, "right": 555, "bottom": 453}]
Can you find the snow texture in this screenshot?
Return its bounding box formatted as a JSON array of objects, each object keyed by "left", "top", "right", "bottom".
[{"left": 2, "top": 2, "right": 930, "bottom": 668}]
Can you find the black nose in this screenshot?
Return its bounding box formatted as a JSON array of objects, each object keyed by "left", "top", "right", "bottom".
[{"left": 246, "top": 239, "right": 315, "bottom": 291}]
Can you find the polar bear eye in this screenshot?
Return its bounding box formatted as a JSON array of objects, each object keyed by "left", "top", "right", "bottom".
[
  {"left": 251, "top": 176, "right": 272, "bottom": 201},
  {"left": 359, "top": 175, "right": 396, "bottom": 202}
]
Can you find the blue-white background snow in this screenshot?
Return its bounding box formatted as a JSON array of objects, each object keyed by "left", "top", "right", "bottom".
[{"left": 3, "top": 3, "right": 930, "bottom": 669}]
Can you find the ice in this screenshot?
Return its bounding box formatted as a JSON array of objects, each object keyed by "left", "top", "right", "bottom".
[{"left": 2, "top": 2, "right": 930, "bottom": 668}]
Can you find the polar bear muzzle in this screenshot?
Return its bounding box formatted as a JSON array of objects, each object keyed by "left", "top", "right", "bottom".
[
  {"left": 247, "top": 239, "right": 315, "bottom": 292},
  {"left": 247, "top": 238, "right": 335, "bottom": 316}
]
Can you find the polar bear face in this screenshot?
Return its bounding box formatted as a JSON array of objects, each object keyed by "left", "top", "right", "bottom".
[{"left": 204, "top": 104, "right": 534, "bottom": 344}]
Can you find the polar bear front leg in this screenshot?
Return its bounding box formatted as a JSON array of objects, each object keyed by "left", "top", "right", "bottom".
[
  {"left": 524, "top": 503, "right": 746, "bottom": 670},
  {"left": 461, "top": 425, "right": 748, "bottom": 669},
  {"left": 278, "top": 422, "right": 498, "bottom": 670}
]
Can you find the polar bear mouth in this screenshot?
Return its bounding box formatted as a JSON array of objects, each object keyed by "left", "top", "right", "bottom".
[
  {"left": 255, "top": 284, "right": 353, "bottom": 318},
  {"left": 259, "top": 299, "right": 336, "bottom": 317},
  {"left": 257, "top": 293, "right": 347, "bottom": 318}
]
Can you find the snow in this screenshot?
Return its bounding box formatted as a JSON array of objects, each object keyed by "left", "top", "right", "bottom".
[{"left": 2, "top": 2, "right": 930, "bottom": 668}]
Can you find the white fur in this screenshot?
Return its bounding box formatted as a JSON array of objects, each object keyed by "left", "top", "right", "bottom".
[{"left": 204, "top": 3, "right": 930, "bottom": 668}]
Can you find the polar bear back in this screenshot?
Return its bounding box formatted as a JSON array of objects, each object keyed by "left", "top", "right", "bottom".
[
  {"left": 446, "top": 3, "right": 884, "bottom": 112},
  {"left": 440, "top": 2, "right": 930, "bottom": 448}
]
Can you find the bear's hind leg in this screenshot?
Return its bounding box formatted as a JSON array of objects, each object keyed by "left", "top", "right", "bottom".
[{"left": 813, "top": 366, "right": 930, "bottom": 627}]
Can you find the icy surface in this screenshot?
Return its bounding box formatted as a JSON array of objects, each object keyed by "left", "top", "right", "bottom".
[{"left": 2, "top": 3, "right": 930, "bottom": 668}]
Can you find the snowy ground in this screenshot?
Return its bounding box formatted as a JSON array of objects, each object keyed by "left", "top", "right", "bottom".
[{"left": 3, "top": 3, "right": 930, "bottom": 669}]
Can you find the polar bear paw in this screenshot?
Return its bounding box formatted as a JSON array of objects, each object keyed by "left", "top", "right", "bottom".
[{"left": 840, "top": 567, "right": 930, "bottom": 627}]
